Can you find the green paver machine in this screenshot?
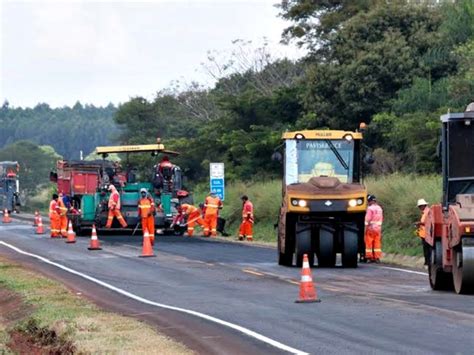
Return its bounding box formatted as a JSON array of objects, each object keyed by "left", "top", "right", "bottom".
[{"left": 51, "top": 142, "right": 191, "bottom": 234}]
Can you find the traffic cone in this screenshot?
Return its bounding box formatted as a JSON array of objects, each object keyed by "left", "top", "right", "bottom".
[
  {"left": 33, "top": 210, "right": 39, "bottom": 226},
  {"left": 2, "top": 209, "right": 11, "bottom": 223},
  {"left": 295, "top": 254, "right": 321, "bottom": 303},
  {"left": 36, "top": 216, "right": 45, "bottom": 234},
  {"left": 139, "top": 228, "right": 155, "bottom": 257},
  {"left": 66, "top": 220, "right": 76, "bottom": 244},
  {"left": 88, "top": 225, "right": 102, "bottom": 250}
]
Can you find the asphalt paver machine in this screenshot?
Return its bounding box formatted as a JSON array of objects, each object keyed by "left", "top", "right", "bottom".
[
  {"left": 426, "top": 104, "right": 474, "bottom": 294},
  {"left": 51, "top": 142, "right": 191, "bottom": 234},
  {"left": 277, "top": 130, "right": 368, "bottom": 268}
]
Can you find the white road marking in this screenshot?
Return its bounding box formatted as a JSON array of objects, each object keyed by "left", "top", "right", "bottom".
[
  {"left": 380, "top": 266, "right": 427, "bottom": 276},
  {"left": 0, "top": 241, "right": 307, "bottom": 355}
]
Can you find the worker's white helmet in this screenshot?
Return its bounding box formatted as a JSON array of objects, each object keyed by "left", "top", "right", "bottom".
[
  {"left": 140, "top": 188, "right": 147, "bottom": 193},
  {"left": 417, "top": 198, "right": 428, "bottom": 207}
]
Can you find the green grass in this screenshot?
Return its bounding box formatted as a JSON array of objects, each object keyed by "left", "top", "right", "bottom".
[
  {"left": 0, "top": 258, "right": 190, "bottom": 354},
  {"left": 195, "top": 174, "right": 442, "bottom": 255},
  {"left": 366, "top": 174, "right": 441, "bottom": 256}
]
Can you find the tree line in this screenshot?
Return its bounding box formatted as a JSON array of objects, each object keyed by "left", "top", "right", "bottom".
[
  {"left": 0, "top": 101, "right": 118, "bottom": 160},
  {"left": 114, "top": 0, "right": 474, "bottom": 182}
]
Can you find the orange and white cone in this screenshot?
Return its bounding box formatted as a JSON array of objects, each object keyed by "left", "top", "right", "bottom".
[
  {"left": 66, "top": 220, "right": 76, "bottom": 244},
  {"left": 87, "top": 225, "right": 102, "bottom": 250},
  {"left": 295, "top": 254, "right": 321, "bottom": 303},
  {"left": 2, "top": 209, "right": 12, "bottom": 223},
  {"left": 139, "top": 228, "right": 155, "bottom": 257},
  {"left": 33, "top": 210, "right": 39, "bottom": 226},
  {"left": 36, "top": 216, "right": 45, "bottom": 234}
]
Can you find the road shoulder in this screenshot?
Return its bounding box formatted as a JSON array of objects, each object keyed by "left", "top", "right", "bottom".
[{"left": 0, "top": 255, "right": 191, "bottom": 354}]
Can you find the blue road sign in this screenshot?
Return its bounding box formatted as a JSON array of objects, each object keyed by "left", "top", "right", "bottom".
[{"left": 210, "top": 178, "right": 225, "bottom": 200}]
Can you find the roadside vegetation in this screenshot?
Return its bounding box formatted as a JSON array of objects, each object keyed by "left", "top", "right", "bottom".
[
  {"left": 0, "top": 257, "right": 190, "bottom": 354},
  {"left": 195, "top": 175, "right": 441, "bottom": 256}
]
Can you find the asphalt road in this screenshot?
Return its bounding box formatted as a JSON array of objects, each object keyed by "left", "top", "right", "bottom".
[{"left": 1, "top": 219, "right": 473, "bottom": 354}]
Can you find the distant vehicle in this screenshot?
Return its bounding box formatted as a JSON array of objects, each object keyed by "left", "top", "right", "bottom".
[
  {"left": 425, "top": 104, "right": 474, "bottom": 294},
  {"left": 0, "top": 161, "right": 21, "bottom": 213},
  {"left": 275, "top": 129, "right": 368, "bottom": 268},
  {"left": 50, "top": 141, "right": 192, "bottom": 235}
]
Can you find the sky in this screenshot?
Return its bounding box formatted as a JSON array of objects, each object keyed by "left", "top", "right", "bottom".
[{"left": 0, "top": 0, "right": 304, "bottom": 108}]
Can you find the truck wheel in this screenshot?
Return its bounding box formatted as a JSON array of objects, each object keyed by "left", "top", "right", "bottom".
[
  {"left": 341, "top": 229, "right": 358, "bottom": 268},
  {"left": 429, "top": 240, "right": 452, "bottom": 291},
  {"left": 295, "top": 227, "right": 313, "bottom": 268},
  {"left": 452, "top": 239, "right": 474, "bottom": 294},
  {"left": 318, "top": 228, "right": 336, "bottom": 267}
]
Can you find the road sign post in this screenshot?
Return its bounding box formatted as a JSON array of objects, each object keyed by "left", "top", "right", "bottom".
[{"left": 210, "top": 163, "right": 225, "bottom": 201}]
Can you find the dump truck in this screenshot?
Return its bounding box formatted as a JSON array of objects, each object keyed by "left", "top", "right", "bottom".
[
  {"left": 425, "top": 103, "right": 474, "bottom": 294},
  {"left": 0, "top": 161, "right": 21, "bottom": 213},
  {"left": 50, "top": 142, "right": 191, "bottom": 234},
  {"left": 276, "top": 130, "right": 368, "bottom": 267}
]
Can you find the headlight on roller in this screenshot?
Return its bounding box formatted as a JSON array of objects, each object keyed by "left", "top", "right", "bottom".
[
  {"left": 349, "top": 198, "right": 364, "bottom": 207},
  {"left": 298, "top": 200, "right": 307, "bottom": 208}
]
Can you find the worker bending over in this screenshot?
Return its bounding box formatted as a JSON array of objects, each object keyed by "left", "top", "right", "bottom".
[
  {"left": 203, "top": 192, "right": 223, "bottom": 237},
  {"left": 49, "top": 194, "right": 61, "bottom": 238},
  {"left": 138, "top": 188, "right": 156, "bottom": 245},
  {"left": 364, "top": 194, "right": 383, "bottom": 262},
  {"left": 180, "top": 203, "right": 204, "bottom": 237},
  {"left": 238, "top": 195, "right": 254, "bottom": 241},
  {"left": 105, "top": 185, "right": 128, "bottom": 228},
  {"left": 416, "top": 199, "right": 431, "bottom": 266},
  {"left": 58, "top": 192, "right": 68, "bottom": 237}
]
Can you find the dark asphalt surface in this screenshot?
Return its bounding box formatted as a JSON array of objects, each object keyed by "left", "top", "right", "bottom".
[{"left": 1, "top": 219, "right": 473, "bottom": 354}]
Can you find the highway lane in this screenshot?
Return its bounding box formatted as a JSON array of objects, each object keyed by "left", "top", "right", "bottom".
[{"left": 1, "top": 220, "right": 473, "bottom": 354}]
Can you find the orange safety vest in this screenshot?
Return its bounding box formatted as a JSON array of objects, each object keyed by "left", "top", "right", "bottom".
[
  {"left": 49, "top": 200, "right": 59, "bottom": 215},
  {"left": 242, "top": 200, "right": 254, "bottom": 219},
  {"left": 418, "top": 206, "right": 430, "bottom": 239},
  {"left": 138, "top": 197, "right": 155, "bottom": 216},
  {"left": 108, "top": 191, "right": 121, "bottom": 209},
  {"left": 181, "top": 203, "right": 198, "bottom": 215},
  {"left": 58, "top": 198, "right": 68, "bottom": 216},
  {"left": 204, "top": 196, "right": 222, "bottom": 215},
  {"left": 365, "top": 203, "right": 383, "bottom": 232}
]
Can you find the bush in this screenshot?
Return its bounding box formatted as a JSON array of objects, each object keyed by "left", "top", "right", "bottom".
[{"left": 366, "top": 174, "right": 441, "bottom": 255}]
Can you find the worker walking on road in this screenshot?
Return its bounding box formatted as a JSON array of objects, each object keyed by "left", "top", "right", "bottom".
[
  {"left": 416, "top": 199, "right": 431, "bottom": 266},
  {"left": 203, "top": 192, "right": 223, "bottom": 237},
  {"left": 105, "top": 185, "right": 128, "bottom": 228},
  {"left": 138, "top": 188, "right": 155, "bottom": 245},
  {"left": 49, "top": 194, "right": 61, "bottom": 238},
  {"left": 364, "top": 194, "right": 383, "bottom": 263},
  {"left": 238, "top": 195, "right": 254, "bottom": 241},
  {"left": 58, "top": 193, "right": 68, "bottom": 237},
  {"left": 180, "top": 203, "right": 204, "bottom": 237}
]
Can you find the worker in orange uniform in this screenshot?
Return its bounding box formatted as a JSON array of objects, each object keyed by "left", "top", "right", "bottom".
[
  {"left": 49, "top": 194, "right": 61, "bottom": 238},
  {"left": 180, "top": 203, "right": 204, "bottom": 237},
  {"left": 364, "top": 194, "right": 383, "bottom": 263},
  {"left": 58, "top": 193, "right": 69, "bottom": 237},
  {"left": 416, "top": 198, "right": 431, "bottom": 266},
  {"left": 238, "top": 195, "right": 254, "bottom": 241},
  {"left": 138, "top": 188, "right": 156, "bottom": 245},
  {"left": 203, "top": 191, "right": 223, "bottom": 237},
  {"left": 105, "top": 185, "right": 128, "bottom": 228}
]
